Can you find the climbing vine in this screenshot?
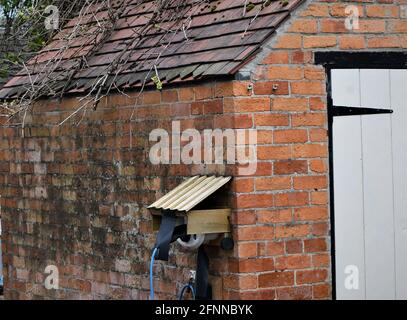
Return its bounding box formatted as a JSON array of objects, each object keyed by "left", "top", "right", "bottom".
[{"left": 0, "top": 0, "right": 280, "bottom": 128}]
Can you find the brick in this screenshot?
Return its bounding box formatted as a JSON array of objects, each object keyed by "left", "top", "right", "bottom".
[
  {"left": 273, "top": 35, "right": 302, "bottom": 49},
  {"left": 296, "top": 269, "right": 328, "bottom": 284},
  {"left": 304, "top": 67, "right": 325, "bottom": 80},
  {"left": 312, "top": 253, "right": 331, "bottom": 268},
  {"left": 257, "top": 209, "right": 292, "bottom": 224},
  {"left": 358, "top": 20, "right": 386, "bottom": 33},
  {"left": 275, "top": 254, "right": 311, "bottom": 270},
  {"left": 260, "top": 241, "right": 285, "bottom": 256},
  {"left": 276, "top": 286, "right": 312, "bottom": 300},
  {"left": 203, "top": 99, "right": 223, "bottom": 114},
  {"left": 261, "top": 51, "right": 289, "bottom": 64},
  {"left": 214, "top": 114, "right": 253, "bottom": 129},
  {"left": 257, "top": 130, "right": 273, "bottom": 144},
  {"left": 274, "top": 160, "right": 308, "bottom": 175},
  {"left": 266, "top": 66, "right": 304, "bottom": 80},
  {"left": 311, "top": 222, "right": 329, "bottom": 237},
  {"left": 339, "top": 36, "right": 365, "bottom": 50},
  {"left": 234, "top": 211, "right": 256, "bottom": 225},
  {"left": 367, "top": 5, "right": 399, "bottom": 17},
  {"left": 171, "top": 103, "right": 190, "bottom": 116},
  {"left": 224, "top": 97, "right": 270, "bottom": 113},
  {"left": 178, "top": 87, "right": 194, "bottom": 101},
  {"left": 254, "top": 114, "right": 289, "bottom": 127},
  {"left": 367, "top": 36, "right": 400, "bottom": 48},
  {"left": 310, "top": 159, "right": 327, "bottom": 173},
  {"left": 258, "top": 145, "right": 292, "bottom": 160},
  {"left": 311, "top": 191, "right": 328, "bottom": 205},
  {"left": 293, "top": 144, "right": 328, "bottom": 158},
  {"left": 330, "top": 4, "right": 363, "bottom": 17},
  {"left": 236, "top": 194, "right": 274, "bottom": 209},
  {"left": 304, "top": 238, "right": 327, "bottom": 253},
  {"left": 275, "top": 224, "right": 310, "bottom": 239},
  {"left": 224, "top": 274, "right": 257, "bottom": 290},
  {"left": 300, "top": 4, "right": 329, "bottom": 17},
  {"left": 291, "top": 51, "right": 313, "bottom": 64},
  {"left": 238, "top": 258, "right": 275, "bottom": 273},
  {"left": 161, "top": 90, "right": 178, "bottom": 102},
  {"left": 237, "top": 242, "right": 258, "bottom": 258},
  {"left": 253, "top": 81, "right": 289, "bottom": 95},
  {"left": 288, "top": 19, "right": 318, "bottom": 33},
  {"left": 309, "top": 97, "right": 326, "bottom": 111},
  {"left": 255, "top": 177, "right": 291, "bottom": 192},
  {"left": 294, "top": 207, "right": 328, "bottom": 221},
  {"left": 194, "top": 86, "right": 213, "bottom": 100},
  {"left": 275, "top": 192, "right": 309, "bottom": 207},
  {"left": 238, "top": 226, "right": 275, "bottom": 241},
  {"left": 291, "top": 81, "right": 325, "bottom": 95},
  {"left": 285, "top": 240, "right": 303, "bottom": 254},
  {"left": 259, "top": 271, "right": 294, "bottom": 288},
  {"left": 320, "top": 20, "right": 348, "bottom": 33},
  {"left": 313, "top": 284, "right": 331, "bottom": 299},
  {"left": 115, "top": 259, "right": 131, "bottom": 273},
  {"left": 215, "top": 81, "right": 252, "bottom": 97},
  {"left": 274, "top": 129, "right": 308, "bottom": 144},
  {"left": 294, "top": 176, "right": 327, "bottom": 190},
  {"left": 247, "top": 162, "right": 273, "bottom": 176},
  {"left": 234, "top": 178, "right": 254, "bottom": 193},
  {"left": 309, "top": 128, "right": 327, "bottom": 142},
  {"left": 303, "top": 36, "right": 337, "bottom": 48},
  {"left": 142, "top": 91, "right": 161, "bottom": 104},
  {"left": 236, "top": 289, "right": 276, "bottom": 300},
  {"left": 272, "top": 97, "right": 308, "bottom": 112}
]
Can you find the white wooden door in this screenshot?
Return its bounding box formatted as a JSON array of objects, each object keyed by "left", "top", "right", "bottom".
[{"left": 332, "top": 69, "right": 407, "bottom": 300}]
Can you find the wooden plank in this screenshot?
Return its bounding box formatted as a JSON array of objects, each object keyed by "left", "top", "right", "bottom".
[
  {"left": 187, "top": 209, "right": 231, "bottom": 235},
  {"left": 333, "top": 115, "right": 366, "bottom": 300},
  {"left": 360, "top": 69, "right": 395, "bottom": 300},
  {"left": 331, "top": 69, "right": 360, "bottom": 107},
  {"left": 360, "top": 69, "right": 392, "bottom": 110},
  {"left": 332, "top": 68, "right": 366, "bottom": 300},
  {"left": 390, "top": 69, "right": 407, "bottom": 300}
]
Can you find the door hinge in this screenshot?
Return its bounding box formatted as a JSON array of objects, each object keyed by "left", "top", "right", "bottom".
[{"left": 332, "top": 106, "right": 393, "bottom": 117}]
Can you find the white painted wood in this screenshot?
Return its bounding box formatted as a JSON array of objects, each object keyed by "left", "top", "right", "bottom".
[
  {"left": 331, "top": 69, "right": 360, "bottom": 107},
  {"left": 390, "top": 70, "right": 407, "bottom": 299},
  {"left": 333, "top": 115, "right": 366, "bottom": 300},
  {"left": 333, "top": 68, "right": 407, "bottom": 300},
  {"left": 360, "top": 69, "right": 392, "bottom": 110},
  {"left": 361, "top": 114, "right": 395, "bottom": 300},
  {"left": 360, "top": 69, "right": 395, "bottom": 300}
]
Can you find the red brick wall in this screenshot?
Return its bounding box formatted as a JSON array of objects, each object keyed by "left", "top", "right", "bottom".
[
  {"left": 227, "top": 0, "right": 407, "bottom": 300},
  {"left": 1, "top": 0, "right": 406, "bottom": 300},
  {"left": 0, "top": 82, "right": 253, "bottom": 299}
]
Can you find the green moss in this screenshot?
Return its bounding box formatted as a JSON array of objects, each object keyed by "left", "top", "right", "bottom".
[{"left": 246, "top": 2, "right": 256, "bottom": 12}]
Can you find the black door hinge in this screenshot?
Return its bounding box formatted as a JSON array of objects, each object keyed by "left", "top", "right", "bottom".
[{"left": 332, "top": 106, "right": 394, "bottom": 117}]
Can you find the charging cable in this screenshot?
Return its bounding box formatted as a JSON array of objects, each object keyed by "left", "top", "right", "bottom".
[
  {"left": 149, "top": 247, "right": 159, "bottom": 300},
  {"left": 178, "top": 283, "right": 196, "bottom": 300}
]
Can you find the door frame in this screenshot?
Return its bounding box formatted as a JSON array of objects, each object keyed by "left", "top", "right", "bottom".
[{"left": 315, "top": 52, "right": 407, "bottom": 300}]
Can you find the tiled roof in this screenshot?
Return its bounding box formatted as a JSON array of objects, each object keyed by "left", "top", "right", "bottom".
[{"left": 0, "top": 0, "right": 303, "bottom": 99}]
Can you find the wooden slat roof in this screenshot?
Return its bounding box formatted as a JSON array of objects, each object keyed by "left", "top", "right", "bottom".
[
  {"left": 0, "top": 0, "right": 303, "bottom": 99},
  {"left": 148, "top": 175, "right": 232, "bottom": 212}
]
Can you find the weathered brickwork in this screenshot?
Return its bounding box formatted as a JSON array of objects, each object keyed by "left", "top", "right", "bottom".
[
  {"left": 227, "top": 0, "right": 407, "bottom": 300},
  {"left": 1, "top": 0, "right": 406, "bottom": 300},
  {"left": 0, "top": 82, "right": 249, "bottom": 300}
]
